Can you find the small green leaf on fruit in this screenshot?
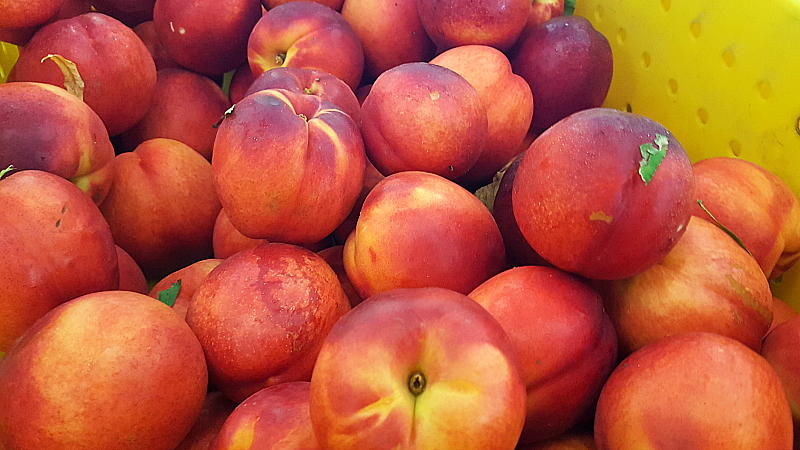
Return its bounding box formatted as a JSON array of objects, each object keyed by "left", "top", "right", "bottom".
[
  {"left": 0, "top": 165, "right": 15, "bottom": 180},
  {"left": 213, "top": 105, "right": 236, "bottom": 129},
  {"left": 157, "top": 280, "right": 181, "bottom": 307},
  {"left": 638, "top": 133, "right": 668, "bottom": 186},
  {"left": 41, "top": 54, "right": 85, "bottom": 100},
  {"left": 564, "top": 0, "right": 576, "bottom": 15},
  {"left": 697, "top": 199, "right": 753, "bottom": 257}
]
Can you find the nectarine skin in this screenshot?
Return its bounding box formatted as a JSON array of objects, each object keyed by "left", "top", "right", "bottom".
[
  {"left": 512, "top": 108, "right": 696, "bottom": 280},
  {"left": 340, "top": 0, "right": 436, "bottom": 82},
  {"left": 244, "top": 66, "right": 361, "bottom": 124},
  {"left": 761, "top": 316, "right": 800, "bottom": 430},
  {"left": 309, "top": 287, "right": 527, "bottom": 450},
  {"left": 359, "top": 62, "right": 488, "bottom": 180},
  {"left": 185, "top": 243, "right": 351, "bottom": 403},
  {"left": 429, "top": 44, "right": 534, "bottom": 188},
  {"left": 99, "top": 138, "right": 221, "bottom": 280},
  {"left": 211, "top": 208, "right": 268, "bottom": 260},
  {"left": 148, "top": 258, "right": 224, "bottom": 321},
  {"left": 153, "top": 0, "right": 262, "bottom": 76},
  {"left": 492, "top": 153, "right": 551, "bottom": 267},
  {"left": 0, "top": 81, "right": 116, "bottom": 205},
  {"left": 211, "top": 381, "right": 319, "bottom": 450},
  {"left": 416, "top": 0, "right": 530, "bottom": 52},
  {"left": 212, "top": 88, "right": 366, "bottom": 246},
  {"left": 343, "top": 171, "right": 507, "bottom": 298},
  {"left": 598, "top": 216, "right": 774, "bottom": 356},
  {"left": 0, "top": 290, "right": 209, "bottom": 450},
  {"left": 11, "top": 12, "right": 158, "bottom": 136},
  {"left": 247, "top": 1, "right": 364, "bottom": 90},
  {"left": 119, "top": 67, "right": 232, "bottom": 160},
  {"left": 510, "top": 15, "right": 612, "bottom": 130},
  {"left": 0, "top": 170, "right": 120, "bottom": 354},
  {"left": 691, "top": 157, "right": 800, "bottom": 279},
  {"left": 0, "top": 0, "right": 63, "bottom": 30},
  {"left": 594, "top": 332, "right": 794, "bottom": 450},
  {"left": 469, "top": 266, "right": 618, "bottom": 444}
]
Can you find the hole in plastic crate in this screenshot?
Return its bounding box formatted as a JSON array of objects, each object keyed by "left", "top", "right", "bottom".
[
  {"left": 641, "top": 52, "right": 651, "bottom": 68},
  {"left": 697, "top": 108, "right": 709, "bottom": 125},
  {"left": 729, "top": 140, "right": 742, "bottom": 157},
  {"left": 668, "top": 79, "right": 678, "bottom": 95},
  {"left": 626, "top": 103, "right": 633, "bottom": 113},
  {"left": 595, "top": 5, "right": 604, "bottom": 21},
  {"left": 795, "top": 116, "right": 800, "bottom": 136},
  {"left": 617, "top": 28, "right": 627, "bottom": 44},
  {"left": 661, "top": 0, "right": 671, "bottom": 12},
  {"left": 690, "top": 21, "right": 701, "bottom": 39},
  {"left": 757, "top": 80, "right": 772, "bottom": 100},
  {"left": 722, "top": 49, "right": 735, "bottom": 68}
]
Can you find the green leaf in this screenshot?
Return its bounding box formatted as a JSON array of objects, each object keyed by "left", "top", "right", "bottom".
[
  {"left": 564, "top": 0, "right": 576, "bottom": 15},
  {"left": 638, "top": 133, "right": 668, "bottom": 186},
  {"left": 157, "top": 280, "right": 181, "bottom": 307},
  {"left": 0, "top": 165, "right": 14, "bottom": 180},
  {"left": 697, "top": 200, "right": 753, "bottom": 258},
  {"left": 221, "top": 69, "right": 235, "bottom": 98},
  {"left": 473, "top": 157, "right": 516, "bottom": 214}
]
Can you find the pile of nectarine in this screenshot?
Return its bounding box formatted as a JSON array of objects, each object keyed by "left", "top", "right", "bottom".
[{"left": 1, "top": 0, "right": 799, "bottom": 449}]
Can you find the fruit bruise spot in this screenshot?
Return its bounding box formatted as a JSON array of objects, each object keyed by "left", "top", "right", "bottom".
[
  {"left": 369, "top": 246, "right": 378, "bottom": 264},
  {"left": 726, "top": 274, "right": 772, "bottom": 323},
  {"left": 589, "top": 211, "right": 613, "bottom": 223}
]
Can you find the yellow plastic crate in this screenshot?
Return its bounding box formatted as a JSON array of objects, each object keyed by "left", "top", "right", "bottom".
[
  {"left": 1, "top": 0, "right": 799, "bottom": 308},
  {"left": 573, "top": 0, "right": 800, "bottom": 309},
  {"left": 1, "top": 41, "right": 18, "bottom": 83}
]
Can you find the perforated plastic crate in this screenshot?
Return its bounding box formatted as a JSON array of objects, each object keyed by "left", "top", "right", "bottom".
[{"left": 572, "top": 0, "right": 800, "bottom": 308}]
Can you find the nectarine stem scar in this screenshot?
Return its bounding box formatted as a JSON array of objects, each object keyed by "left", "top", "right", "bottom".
[{"left": 408, "top": 371, "right": 426, "bottom": 396}]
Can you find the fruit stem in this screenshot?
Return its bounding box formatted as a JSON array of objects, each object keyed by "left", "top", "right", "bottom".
[{"left": 0, "top": 165, "right": 14, "bottom": 180}]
